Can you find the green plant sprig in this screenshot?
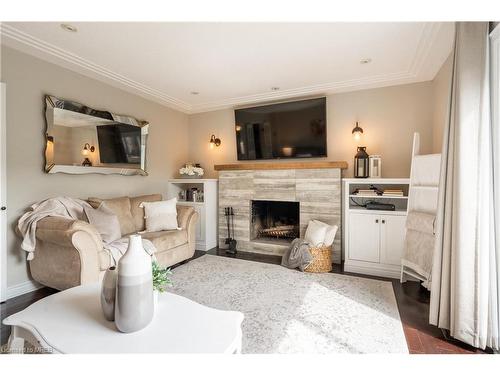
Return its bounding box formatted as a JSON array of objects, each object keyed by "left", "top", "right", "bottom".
[{"left": 152, "top": 261, "right": 173, "bottom": 293}]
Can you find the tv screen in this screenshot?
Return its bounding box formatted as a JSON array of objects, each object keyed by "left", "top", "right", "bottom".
[
  {"left": 97, "top": 124, "right": 141, "bottom": 164},
  {"left": 235, "top": 97, "right": 327, "bottom": 160}
]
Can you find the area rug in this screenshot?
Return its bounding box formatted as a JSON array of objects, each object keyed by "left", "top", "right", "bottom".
[{"left": 169, "top": 255, "right": 408, "bottom": 354}]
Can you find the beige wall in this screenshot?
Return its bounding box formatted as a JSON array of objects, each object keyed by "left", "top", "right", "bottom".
[
  {"left": 1, "top": 47, "right": 190, "bottom": 287},
  {"left": 189, "top": 82, "right": 435, "bottom": 178},
  {"left": 431, "top": 54, "right": 453, "bottom": 153}
]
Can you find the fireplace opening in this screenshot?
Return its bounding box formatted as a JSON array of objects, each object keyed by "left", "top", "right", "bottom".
[{"left": 251, "top": 200, "right": 299, "bottom": 243}]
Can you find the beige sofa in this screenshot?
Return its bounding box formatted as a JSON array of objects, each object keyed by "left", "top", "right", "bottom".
[{"left": 29, "top": 194, "right": 198, "bottom": 290}]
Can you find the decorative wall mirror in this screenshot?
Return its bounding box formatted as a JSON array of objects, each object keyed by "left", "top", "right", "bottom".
[{"left": 44, "top": 95, "right": 149, "bottom": 175}]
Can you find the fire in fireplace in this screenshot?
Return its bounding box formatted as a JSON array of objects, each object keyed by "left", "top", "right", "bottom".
[{"left": 251, "top": 200, "right": 299, "bottom": 242}]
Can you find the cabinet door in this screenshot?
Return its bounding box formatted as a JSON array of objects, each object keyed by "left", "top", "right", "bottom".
[
  {"left": 380, "top": 215, "right": 406, "bottom": 265},
  {"left": 193, "top": 206, "right": 204, "bottom": 242},
  {"left": 348, "top": 213, "right": 380, "bottom": 263}
]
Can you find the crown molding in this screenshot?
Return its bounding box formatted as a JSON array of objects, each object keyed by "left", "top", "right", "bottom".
[
  {"left": 189, "top": 70, "right": 418, "bottom": 113},
  {"left": 0, "top": 22, "right": 445, "bottom": 115},
  {"left": 407, "top": 22, "right": 444, "bottom": 78},
  {"left": 0, "top": 23, "right": 192, "bottom": 113}
]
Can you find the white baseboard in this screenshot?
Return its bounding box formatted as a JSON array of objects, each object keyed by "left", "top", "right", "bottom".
[
  {"left": 344, "top": 261, "right": 401, "bottom": 279},
  {"left": 6, "top": 280, "right": 43, "bottom": 300}
]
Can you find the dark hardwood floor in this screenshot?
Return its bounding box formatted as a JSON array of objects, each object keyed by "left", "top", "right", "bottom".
[
  {"left": 1, "top": 249, "right": 492, "bottom": 354},
  {"left": 1, "top": 286, "right": 58, "bottom": 348}
]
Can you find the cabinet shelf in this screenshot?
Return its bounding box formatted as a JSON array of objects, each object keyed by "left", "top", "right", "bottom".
[
  {"left": 348, "top": 207, "right": 408, "bottom": 216},
  {"left": 168, "top": 178, "right": 218, "bottom": 183},
  {"left": 349, "top": 194, "right": 408, "bottom": 200},
  {"left": 176, "top": 200, "right": 205, "bottom": 206}
]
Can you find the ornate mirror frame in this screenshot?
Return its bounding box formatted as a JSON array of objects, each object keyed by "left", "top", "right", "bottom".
[{"left": 44, "top": 95, "right": 149, "bottom": 176}]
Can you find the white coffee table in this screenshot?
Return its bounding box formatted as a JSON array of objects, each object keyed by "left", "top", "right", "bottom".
[{"left": 3, "top": 283, "right": 244, "bottom": 354}]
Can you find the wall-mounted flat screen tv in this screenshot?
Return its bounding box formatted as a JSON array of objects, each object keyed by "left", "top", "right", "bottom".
[
  {"left": 235, "top": 97, "right": 327, "bottom": 160},
  {"left": 97, "top": 124, "right": 141, "bottom": 164}
]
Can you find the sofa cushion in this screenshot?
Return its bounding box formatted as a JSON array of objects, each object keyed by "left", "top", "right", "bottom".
[
  {"left": 84, "top": 204, "right": 121, "bottom": 244},
  {"left": 141, "top": 229, "right": 188, "bottom": 252},
  {"left": 130, "top": 194, "right": 162, "bottom": 232},
  {"left": 88, "top": 196, "right": 136, "bottom": 236}
]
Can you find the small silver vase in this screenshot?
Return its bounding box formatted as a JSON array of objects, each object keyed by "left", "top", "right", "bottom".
[{"left": 101, "top": 266, "right": 117, "bottom": 321}]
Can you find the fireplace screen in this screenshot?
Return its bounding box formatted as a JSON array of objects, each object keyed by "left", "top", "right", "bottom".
[{"left": 251, "top": 200, "right": 299, "bottom": 241}]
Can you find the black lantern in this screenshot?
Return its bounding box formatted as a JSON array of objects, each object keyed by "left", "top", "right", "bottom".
[{"left": 354, "top": 146, "right": 369, "bottom": 178}]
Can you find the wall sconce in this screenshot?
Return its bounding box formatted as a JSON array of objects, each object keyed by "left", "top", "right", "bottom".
[
  {"left": 351, "top": 121, "right": 364, "bottom": 141},
  {"left": 209, "top": 134, "right": 221, "bottom": 149},
  {"left": 81, "top": 143, "right": 95, "bottom": 166},
  {"left": 46, "top": 135, "right": 55, "bottom": 160}
]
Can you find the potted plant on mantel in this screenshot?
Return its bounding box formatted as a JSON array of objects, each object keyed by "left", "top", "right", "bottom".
[{"left": 152, "top": 261, "right": 173, "bottom": 311}]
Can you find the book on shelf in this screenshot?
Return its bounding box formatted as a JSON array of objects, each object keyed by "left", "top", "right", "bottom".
[
  {"left": 353, "top": 191, "right": 379, "bottom": 196},
  {"left": 382, "top": 189, "right": 404, "bottom": 197}
]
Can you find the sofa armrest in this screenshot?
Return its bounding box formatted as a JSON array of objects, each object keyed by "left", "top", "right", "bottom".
[
  {"left": 30, "top": 217, "right": 105, "bottom": 290},
  {"left": 177, "top": 205, "right": 196, "bottom": 229},
  {"left": 36, "top": 217, "right": 100, "bottom": 244},
  {"left": 186, "top": 210, "right": 199, "bottom": 242},
  {"left": 175, "top": 205, "right": 199, "bottom": 256},
  {"left": 185, "top": 209, "right": 199, "bottom": 258}
]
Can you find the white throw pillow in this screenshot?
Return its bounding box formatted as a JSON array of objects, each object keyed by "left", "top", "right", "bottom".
[
  {"left": 139, "top": 198, "right": 178, "bottom": 232},
  {"left": 313, "top": 220, "right": 338, "bottom": 247},
  {"left": 304, "top": 220, "right": 328, "bottom": 247}
]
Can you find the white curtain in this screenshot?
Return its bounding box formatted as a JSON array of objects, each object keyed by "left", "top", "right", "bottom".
[{"left": 430, "top": 22, "right": 499, "bottom": 350}]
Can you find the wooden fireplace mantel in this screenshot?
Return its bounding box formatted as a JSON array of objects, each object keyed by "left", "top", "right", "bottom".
[{"left": 214, "top": 161, "right": 348, "bottom": 171}]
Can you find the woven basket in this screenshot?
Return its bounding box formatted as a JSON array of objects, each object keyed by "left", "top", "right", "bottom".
[{"left": 305, "top": 245, "right": 332, "bottom": 273}]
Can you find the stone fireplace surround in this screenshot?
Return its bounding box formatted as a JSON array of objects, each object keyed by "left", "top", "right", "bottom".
[{"left": 216, "top": 162, "right": 346, "bottom": 263}]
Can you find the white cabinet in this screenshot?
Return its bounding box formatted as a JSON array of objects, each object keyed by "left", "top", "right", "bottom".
[
  {"left": 380, "top": 215, "right": 406, "bottom": 266},
  {"left": 348, "top": 213, "right": 380, "bottom": 263},
  {"left": 190, "top": 205, "right": 204, "bottom": 243},
  {"left": 348, "top": 213, "right": 406, "bottom": 267},
  {"left": 343, "top": 178, "right": 409, "bottom": 279},
  {"left": 167, "top": 179, "right": 218, "bottom": 251}
]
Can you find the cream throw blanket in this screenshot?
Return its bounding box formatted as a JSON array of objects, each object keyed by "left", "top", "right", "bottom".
[
  {"left": 17, "top": 197, "right": 156, "bottom": 264},
  {"left": 104, "top": 237, "right": 157, "bottom": 266},
  {"left": 402, "top": 211, "right": 436, "bottom": 284},
  {"left": 18, "top": 197, "right": 91, "bottom": 260}
]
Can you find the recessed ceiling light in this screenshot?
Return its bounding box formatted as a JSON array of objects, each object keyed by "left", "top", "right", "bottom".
[
  {"left": 271, "top": 87, "right": 280, "bottom": 91},
  {"left": 190, "top": 91, "right": 199, "bottom": 95},
  {"left": 60, "top": 23, "right": 77, "bottom": 33},
  {"left": 360, "top": 58, "right": 372, "bottom": 64}
]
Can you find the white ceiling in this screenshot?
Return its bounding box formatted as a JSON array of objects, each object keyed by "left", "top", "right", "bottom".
[{"left": 1, "top": 22, "right": 454, "bottom": 114}]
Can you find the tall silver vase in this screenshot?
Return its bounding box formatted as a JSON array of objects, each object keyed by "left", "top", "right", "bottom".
[
  {"left": 115, "top": 234, "right": 154, "bottom": 333},
  {"left": 101, "top": 266, "right": 118, "bottom": 321}
]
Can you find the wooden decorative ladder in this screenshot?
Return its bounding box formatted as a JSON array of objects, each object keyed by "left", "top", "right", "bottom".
[{"left": 400, "top": 132, "right": 441, "bottom": 288}]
